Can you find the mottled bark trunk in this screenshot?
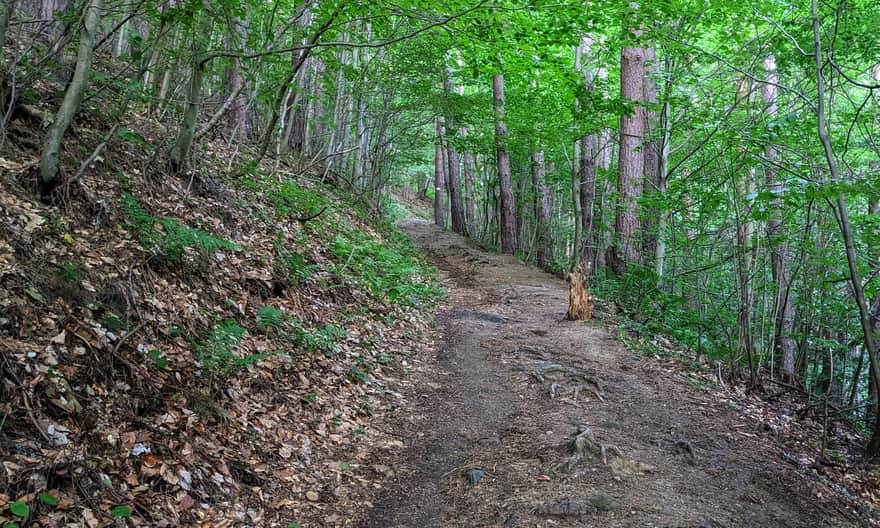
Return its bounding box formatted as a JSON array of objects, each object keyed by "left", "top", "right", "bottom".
[
  {"left": 763, "top": 55, "right": 797, "bottom": 379},
  {"left": 576, "top": 37, "right": 599, "bottom": 271},
  {"left": 612, "top": 45, "right": 647, "bottom": 273},
  {"left": 532, "top": 150, "right": 552, "bottom": 270},
  {"left": 38, "top": 0, "right": 102, "bottom": 188},
  {"left": 444, "top": 74, "right": 466, "bottom": 235},
  {"left": 464, "top": 151, "right": 476, "bottom": 235},
  {"left": 493, "top": 72, "right": 516, "bottom": 253},
  {"left": 596, "top": 128, "right": 614, "bottom": 269},
  {"left": 641, "top": 47, "right": 661, "bottom": 267},
  {"left": 434, "top": 117, "right": 446, "bottom": 228}
]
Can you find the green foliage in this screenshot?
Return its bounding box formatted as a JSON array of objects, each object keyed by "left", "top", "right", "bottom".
[
  {"left": 193, "top": 320, "right": 271, "bottom": 378},
  {"left": 37, "top": 493, "right": 58, "bottom": 507},
  {"left": 147, "top": 349, "right": 169, "bottom": 370},
  {"left": 277, "top": 250, "right": 320, "bottom": 284},
  {"left": 121, "top": 194, "right": 238, "bottom": 262},
  {"left": 291, "top": 319, "right": 347, "bottom": 357},
  {"left": 267, "top": 180, "right": 327, "bottom": 219},
  {"left": 330, "top": 228, "right": 443, "bottom": 306},
  {"left": 56, "top": 262, "right": 81, "bottom": 283},
  {"left": 8, "top": 502, "right": 28, "bottom": 519},
  {"left": 110, "top": 505, "right": 132, "bottom": 518},
  {"left": 256, "top": 305, "right": 285, "bottom": 332}
]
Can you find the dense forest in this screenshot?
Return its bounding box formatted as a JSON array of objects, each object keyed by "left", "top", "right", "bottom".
[{"left": 2, "top": 0, "right": 880, "bottom": 526}]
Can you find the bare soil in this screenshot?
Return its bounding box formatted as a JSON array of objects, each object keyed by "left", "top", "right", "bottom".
[{"left": 359, "top": 218, "right": 867, "bottom": 528}]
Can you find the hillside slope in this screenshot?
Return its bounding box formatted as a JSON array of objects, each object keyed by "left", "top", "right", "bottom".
[{"left": 1, "top": 99, "right": 442, "bottom": 526}]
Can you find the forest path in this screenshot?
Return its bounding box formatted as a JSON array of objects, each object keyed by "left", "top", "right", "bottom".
[{"left": 360, "top": 218, "right": 859, "bottom": 528}]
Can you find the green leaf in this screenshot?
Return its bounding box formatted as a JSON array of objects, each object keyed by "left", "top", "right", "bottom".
[
  {"left": 3, "top": 522, "right": 21, "bottom": 528},
  {"left": 110, "top": 505, "right": 133, "bottom": 518},
  {"left": 38, "top": 493, "right": 58, "bottom": 506},
  {"left": 9, "top": 502, "right": 29, "bottom": 518}
]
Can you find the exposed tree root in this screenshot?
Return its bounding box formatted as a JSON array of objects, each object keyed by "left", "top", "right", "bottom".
[{"left": 557, "top": 425, "right": 622, "bottom": 472}]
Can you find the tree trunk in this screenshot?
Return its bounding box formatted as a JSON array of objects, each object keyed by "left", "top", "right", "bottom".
[
  {"left": 38, "top": 0, "right": 103, "bottom": 189},
  {"left": 258, "top": 8, "right": 339, "bottom": 162},
  {"left": 612, "top": 45, "right": 647, "bottom": 273},
  {"left": 641, "top": 47, "right": 661, "bottom": 267},
  {"left": 444, "top": 74, "right": 466, "bottom": 235},
  {"left": 169, "top": 7, "right": 212, "bottom": 173},
  {"left": 0, "top": 0, "right": 16, "bottom": 67},
  {"left": 566, "top": 262, "right": 593, "bottom": 320},
  {"left": 224, "top": 17, "right": 250, "bottom": 140},
  {"left": 532, "top": 150, "right": 552, "bottom": 269},
  {"left": 763, "top": 54, "right": 797, "bottom": 379},
  {"left": 811, "top": 0, "right": 880, "bottom": 455},
  {"left": 493, "top": 72, "right": 516, "bottom": 253},
  {"left": 434, "top": 116, "right": 446, "bottom": 228},
  {"left": 516, "top": 172, "right": 529, "bottom": 253}
]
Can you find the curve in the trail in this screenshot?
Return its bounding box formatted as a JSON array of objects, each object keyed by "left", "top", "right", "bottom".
[{"left": 361, "top": 218, "right": 862, "bottom": 528}]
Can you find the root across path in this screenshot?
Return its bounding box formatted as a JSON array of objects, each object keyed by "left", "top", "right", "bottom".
[{"left": 359, "top": 218, "right": 863, "bottom": 528}]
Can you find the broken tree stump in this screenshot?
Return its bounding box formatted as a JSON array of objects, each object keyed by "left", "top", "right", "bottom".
[{"left": 565, "top": 262, "right": 593, "bottom": 321}]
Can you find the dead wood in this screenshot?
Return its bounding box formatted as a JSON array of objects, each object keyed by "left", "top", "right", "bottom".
[{"left": 565, "top": 262, "right": 592, "bottom": 321}]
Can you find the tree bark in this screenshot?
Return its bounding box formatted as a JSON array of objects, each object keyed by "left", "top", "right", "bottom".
[
  {"left": 169, "top": 5, "right": 212, "bottom": 172},
  {"left": 434, "top": 116, "right": 446, "bottom": 227},
  {"left": 641, "top": 47, "right": 661, "bottom": 267},
  {"left": 612, "top": 45, "right": 647, "bottom": 273},
  {"left": 493, "top": 72, "right": 516, "bottom": 253},
  {"left": 532, "top": 150, "right": 552, "bottom": 269},
  {"left": 762, "top": 54, "right": 797, "bottom": 379},
  {"left": 38, "top": 0, "right": 102, "bottom": 188},
  {"left": 257, "top": 8, "right": 340, "bottom": 162},
  {"left": 444, "top": 73, "right": 466, "bottom": 235}
]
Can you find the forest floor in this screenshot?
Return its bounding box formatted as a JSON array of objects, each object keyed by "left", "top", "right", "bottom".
[{"left": 359, "top": 217, "right": 875, "bottom": 528}]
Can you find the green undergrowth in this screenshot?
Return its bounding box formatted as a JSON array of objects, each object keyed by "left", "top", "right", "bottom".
[
  {"left": 593, "top": 265, "right": 727, "bottom": 362},
  {"left": 121, "top": 193, "right": 238, "bottom": 262},
  {"left": 260, "top": 178, "right": 443, "bottom": 307}
]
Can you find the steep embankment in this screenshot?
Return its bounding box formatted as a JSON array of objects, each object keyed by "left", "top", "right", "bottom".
[
  {"left": 360, "top": 218, "right": 876, "bottom": 528},
  {"left": 1, "top": 101, "right": 443, "bottom": 526}
]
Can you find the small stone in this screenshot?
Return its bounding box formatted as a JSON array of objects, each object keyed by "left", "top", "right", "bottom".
[
  {"left": 589, "top": 493, "right": 617, "bottom": 512},
  {"left": 540, "top": 498, "right": 581, "bottom": 517},
  {"left": 466, "top": 468, "right": 485, "bottom": 485},
  {"left": 306, "top": 491, "right": 320, "bottom": 501}
]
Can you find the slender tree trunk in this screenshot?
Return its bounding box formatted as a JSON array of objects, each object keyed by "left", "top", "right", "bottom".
[
  {"left": 38, "top": 0, "right": 103, "bottom": 188},
  {"left": 258, "top": 8, "right": 339, "bottom": 161},
  {"left": 464, "top": 152, "right": 476, "bottom": 235},
  {"left": 612, "top": 44, "right": 647, "bottom": 273},
  {"left": 762, "top": 54, "right": 797, "bottom": 379},
  {"left": 532, "top": 150, "right": 552, "bottom": 269},
  {"left": 434, "top": 116, "right": 446, "bottom": 227},
  {"left": 516, "top": 172, "right": 529, "bottom": 252},
  {"left": 0, "top": 0, "right": 16, "bottom": 67},
  {"left": 811, "top": 0, "right": 880, "bottom": 455},
  {"left": 493, "top": 72, "right": 516, "bottom": 253},
  {"left": 225, "top": 17, "right": 250, "bottom": 140},
  {"left": 444, "top": 73, "right": 466, "bottom": 235},
  {"left": 169, "top": 6, "right": 212, "bottom": 172},
  {"left": 596, "top": 128, "right": 614, "bottom": 269}
]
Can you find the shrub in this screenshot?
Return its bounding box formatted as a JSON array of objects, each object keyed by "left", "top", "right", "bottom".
[
  {"left": 277, "top": 250, "right": 320, "bottom": 284},
  {"left": 121, "top": 194, "right": 238, "bottom": 262},
  {"left": 267, "top": 180, "right": 327, "bottom": 219},
  {"left": 330, "top": 229, "right": 442, "bottom": 306}
]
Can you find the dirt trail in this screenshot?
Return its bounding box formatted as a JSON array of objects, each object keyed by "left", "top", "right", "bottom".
[{"left": 361, "top": 219, "right": 861, "bottom": 528}]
